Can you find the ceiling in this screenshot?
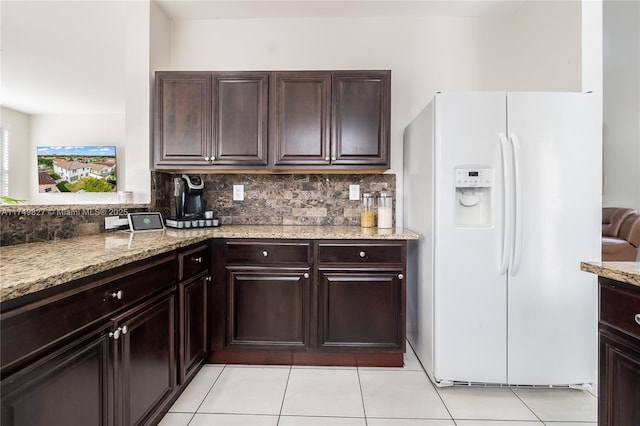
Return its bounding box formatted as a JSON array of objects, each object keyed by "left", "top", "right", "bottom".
[
  {"left": 1, "top": 0, "right": 524, "bottom": 116},
  {"left": 155, "top": 0, "right": 524, "bottom": 20}
]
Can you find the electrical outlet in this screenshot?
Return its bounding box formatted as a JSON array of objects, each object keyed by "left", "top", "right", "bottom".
[
  {"left": 349, "top": 184, "right": 360, "bottom": 201},
  {"left": 233, "top": 184, "right": 244, "bottom": 201}
]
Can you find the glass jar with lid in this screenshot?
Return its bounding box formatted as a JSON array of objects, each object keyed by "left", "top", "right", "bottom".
[
  {"left": 377, "top": 191, "right": 393, "bottom": 228},
  {"left": 360, "top": 192, "right": 376, "bottom": 228}
]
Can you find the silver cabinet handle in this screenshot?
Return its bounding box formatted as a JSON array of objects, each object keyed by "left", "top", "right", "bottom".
[
  {"left": 262, "top": 250, "right": 268, "bottom": 257},
  {"left": 191, "top": 256, "right": 202, "bottom": 263},
  {"left": 635, "top": 314, "right": 640, "bottom": 326},
  {"left": 121, "top": 325, "right": 128, "bottom": 335},
  {"left": 359, "top": 251, "right": 366, "bottom": 258},
  {"left": 211, "top": 156, "right": 216, "bottom": 162},
  {"left": 206, "top": 276, "right": 212, "bottom": 282},
  {"left": 205, "top": 156, "right": 210, "bottom": 162},
  {"left": 110, "top": 290, "right": 123, "bottom": 300},
  {"left": 109, "top": 327, "right": 122, "bottom": 340},
  {"left": 398, "top": 274, "right": 404, "bottom": 280},
  {"left": 331, "top": 156, "right": 337, "bottom": 161},
  {"left": 303, "top": 272, "right": 309, "bottom": 279},
  {"left": 325, "top": 156, "right": 330, "bottom": 161}
]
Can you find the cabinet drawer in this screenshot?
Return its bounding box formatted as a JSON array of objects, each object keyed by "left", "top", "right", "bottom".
[
  {"left": 179, "top": 244, "right": 210, "bottom": 281},
  {"left": 600, "top": 282, "right": 640, "bottom": 340},
  {"left": 225, "top": 241, "right": 310, "bottom": 264},
  {"left": 317, "top": 242, "right": 404, "bottom": 265},
  {"left": 1, "top": 253, "right": 177, "bottom": 373}
]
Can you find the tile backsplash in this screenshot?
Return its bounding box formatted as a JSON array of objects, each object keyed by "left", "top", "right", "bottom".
[
  {"left": 151, "top": 172, "right": 396, "bottom": 226},
  {"left": 0, "top": 204, "right": 149, "bottom": 246},
  {"left": 0, "top": 172, "right": 396, "bottom": 246}
]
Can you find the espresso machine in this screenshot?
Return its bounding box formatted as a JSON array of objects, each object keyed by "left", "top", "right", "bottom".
[{"left": 166, "top": 174, "right": 217, "bottom": 228}]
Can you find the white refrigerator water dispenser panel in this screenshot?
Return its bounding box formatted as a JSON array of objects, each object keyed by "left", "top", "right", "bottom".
[{"left": 455, "top": 168, "right": 493, "bottom": 187}]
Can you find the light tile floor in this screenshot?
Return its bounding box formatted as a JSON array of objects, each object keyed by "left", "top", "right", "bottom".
[{"left": 159, "top": 345, "right": 598, "bottom": 426}]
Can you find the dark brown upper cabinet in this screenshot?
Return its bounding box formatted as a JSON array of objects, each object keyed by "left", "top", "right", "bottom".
[
  {"left": 270, "top": 72, "right": 332, "bottom": 167},
  {"left": 154, "top": 72, "right": 212, "bottom": 168},
  {"left": 270, "top": 70, "right": 390, "bottom": 170},
  {"left": 331, "top": 71, "right": 390, "bottom": 167},
  {"left": 153, "top": 70, "right": 390, "bottom": 172},
  {"left": 213, "top": 72, "right": 269, "bottom": 167}
]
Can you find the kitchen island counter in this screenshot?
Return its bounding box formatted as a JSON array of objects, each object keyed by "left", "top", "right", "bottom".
[
  {"left": 580, "top": 261, "right": 640, "bottom": 287},
  {"left": 0, "top": 225, "right": 418, "bottom": 303}
]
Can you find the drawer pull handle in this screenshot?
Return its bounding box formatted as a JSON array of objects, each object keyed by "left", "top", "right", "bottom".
[
  {"left": 359, "top": 251, "right": 366, "bottom": 258},
  {"left": 262, "top": 250, "right": 268, "bottom": 257},
  {"left": 110, "top": 290, "right": 123, "bottom": 300},
  {"left": 109, "top": 327, "right": 122, "bottom": 340},
  {"left": 191, "top": 256, "right": 202, "bottom": 263},
  {"left": 303, "top": 272, "right": 309, "bottom": 279},
  {"left": 635, "top": 314, "right": 640, "bottom": 326},
  {"left": 398, "top": 274, "right": 404, "bottom": 280}
]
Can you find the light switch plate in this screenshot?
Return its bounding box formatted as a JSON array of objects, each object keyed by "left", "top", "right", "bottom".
[
  {"left": 349, "top": 184, "right": 360, "bottom": 201},
  {"left": 233, "top": 184, "right": 244, "bottom": 201}
]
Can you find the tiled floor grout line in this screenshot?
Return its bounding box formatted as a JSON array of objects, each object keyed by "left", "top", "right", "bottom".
[
  {"left": 508, "top": 386, "right": 544, "bottom": 424},
  {"left": 275, "top": 365, "right": 293, "bottom": 426},
  {"left": 355, "top": 366, "right": 368, "bottom": 425},
  {"left": 190, "top": 364, "right": 226, "bottom": 419}
]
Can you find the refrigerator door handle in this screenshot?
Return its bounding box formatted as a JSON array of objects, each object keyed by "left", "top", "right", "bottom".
[
  {"left": 509, "top": 133, "right": 523, "bottom": 275},
  {"left": 499, "top": 133, "right": 512, "bottom": 275}
]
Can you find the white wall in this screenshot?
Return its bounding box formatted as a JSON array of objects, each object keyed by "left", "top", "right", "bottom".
[
  {"left": 603, "top": 0, "right": 640, "bottom": 210},
  {"left": 124, "top": 0, "right": 153, "bottom": 204},
  {"left": 167, "top": 1, "right": 582, "bottom": 225}
]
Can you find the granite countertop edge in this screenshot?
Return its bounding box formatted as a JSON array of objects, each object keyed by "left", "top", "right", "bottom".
[
  {"left": 580, "top": 261, "right": 640, "bottom": 288},
  {"left": 0, "top": 225, "right": 419, "bottom": 303}
]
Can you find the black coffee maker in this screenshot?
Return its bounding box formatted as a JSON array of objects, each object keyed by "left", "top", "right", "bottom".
[{"left": 174, "top": 174, "right": 205, "bottom": 218}]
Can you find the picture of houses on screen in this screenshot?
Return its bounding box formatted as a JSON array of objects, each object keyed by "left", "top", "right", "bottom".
[{"left": 36, "top": 146, "right": 117, "bottom": 193}]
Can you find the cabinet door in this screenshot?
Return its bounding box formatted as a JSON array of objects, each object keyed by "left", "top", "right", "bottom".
[
  {"left": 331, "top": 71, "right": 390, "bottom": 168},
  {"left": 179, "top": 275, "right": 208, "bottom": 384},
  {"left": 154, "top": 72, "right": 212, "bottom": 168},
  {"left": 1, "top": 327, "right": 111, "bottom": 426},
  {"left": 318, "top": 270, "right": 403, "bottom": 350},
  {"left": 271, "top": 72, "right": 331, "bottom": 167},
  {"left": 226, "top": 267, "right": 310, "bottom": 349},
  {"left": 212, "top": 72, "right": 269, "bottom": 166},
  {"left": 599, "top": 329, "right": 640, "bottom": 426},
  {"left": 114, "top": 290, "right": 176, "bottom": 426}
]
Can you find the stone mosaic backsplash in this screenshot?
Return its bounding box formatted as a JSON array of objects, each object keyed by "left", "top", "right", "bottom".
[
  {"left": 0, "top": 204, "right": 149, "bottom": 246},
  {"left": 151, "top": 172, "right": 396, "bottom": 227},
  {"left": 0, "top": 172, "right": 395, "bottom": 246}
]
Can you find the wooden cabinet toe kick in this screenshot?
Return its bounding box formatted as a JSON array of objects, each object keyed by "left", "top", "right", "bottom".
[{"left": 207, "top": 350, "right": 404, "bottom": 368}]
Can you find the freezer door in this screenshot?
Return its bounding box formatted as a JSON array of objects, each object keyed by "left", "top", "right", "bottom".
[
  {"left": 506, "top": 92, "right": 600, "bottom": 385},
  {"left": 433, "top": 92, "right": 508, "bottom": 384}
]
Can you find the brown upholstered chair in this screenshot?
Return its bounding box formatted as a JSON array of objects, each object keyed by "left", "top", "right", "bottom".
[{"left": 602, "top": 207, "right": 640, "bottom": 261}]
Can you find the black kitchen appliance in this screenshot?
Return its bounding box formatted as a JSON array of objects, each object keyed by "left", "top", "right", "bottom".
[{"left": 175, "top": 174, "right": 204, "bottom": 218}]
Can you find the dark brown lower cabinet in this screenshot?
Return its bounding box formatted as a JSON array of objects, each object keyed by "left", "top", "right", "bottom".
[
  {"left": 226, "top": 268, "right": 311, "bottom": 349},
  {"left": 114, "top": 289, "right": 176, "bottom": 426},
  {"left": 599, "top": 329, "right": 640, "bottom": 426},
  {"left": 318, "top": 271, "right": 403, "bottom": 350},
  {"left": 0, "top": 247, "right": 201, "bottom": 426},
  {"left": 210, "top": 239, "right": 406, "bottom": 366},
  {"left": 1, "top": 325, "right": 111, "bottom": 426},
  {"left": 179, "top": 274, "right": 209, "bottom": 384},
  {"left": 598, "top": 277, "right": 640, "bottom": 426}
]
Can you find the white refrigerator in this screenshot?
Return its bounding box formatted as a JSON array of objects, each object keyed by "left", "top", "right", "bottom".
[{"left": 403, "top": 92, "right": 601, "bottom": 387}]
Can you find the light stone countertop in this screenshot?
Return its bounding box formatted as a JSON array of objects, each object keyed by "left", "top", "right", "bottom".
[
  {"left": 0, "top": 225, "right": 418, "bottom": 303},
  {"left": 580, "top": 261, "right": 640, "bottom": 288}
]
